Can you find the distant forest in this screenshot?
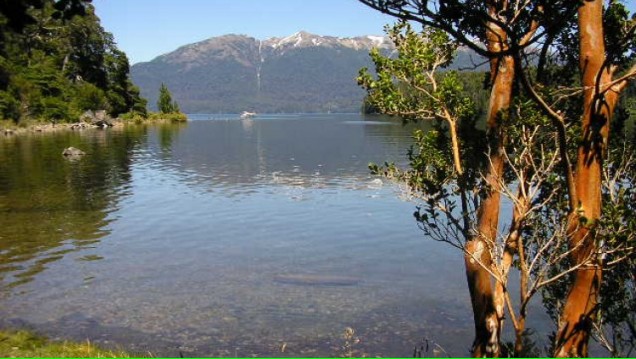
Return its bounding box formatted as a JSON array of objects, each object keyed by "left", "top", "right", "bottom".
[{"left": 0, "top": 0, "right": 146, "bottom": 123}]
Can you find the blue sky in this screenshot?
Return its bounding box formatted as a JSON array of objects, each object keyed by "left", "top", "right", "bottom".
[
  {"left": 92, "top": 0, "right": 395, "bottom": 64},
  {"left": 93, "top": 0, "right": 636, "bottom": 65}
]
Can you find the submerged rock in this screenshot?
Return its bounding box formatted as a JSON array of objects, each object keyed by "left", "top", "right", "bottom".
[
  {"left": 62, "top": 147, "right": 86, "bottom": 156},
  {"left": 273, "top": 274, "right": 361, "bottom": 286}
]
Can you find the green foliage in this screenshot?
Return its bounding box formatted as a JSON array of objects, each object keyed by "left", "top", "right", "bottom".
[
  {"left": 604, "top": 1, "right": 636, "bottom": 68},
  {"left": 0, "top": 330, "right": 135, "bottom": 357},
  {"left": 157, "top": 82, "right": 180, "bottom": 114},
  {"left": 73, "top": 81, "right": 108, "bottom": 112},
  {"left": 357, "top": 22, "right": 464, "bottom": 122},
  {"left": 361, "top": 13, "right": 636, "bottom": 357},
  {"left": 119, "top": 110, "right": 187, "bottom": 124},
  {"left": 539, "top": 136, "right": 636, "bottom": 357},
  {"left": 597, "top": 145, "right": 636, "bottom": 356},
  {"left": 149, "top": 111, "right": 187, "bottom": 122},
  {"left": 0, "top": 0, "right": 91, "bottom": 32},
  {"left": 0, "top": 1, "right": 147, "bottom": 123},
  {"left": 360, "top": 22, "right": 487, "bottom": 242},
  {"left": 0, "top": 90, "right": 20, "bottom": 122}
]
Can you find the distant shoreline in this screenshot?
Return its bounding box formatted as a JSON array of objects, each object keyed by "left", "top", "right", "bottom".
[
  {"left": 0, "top": 117, "right": 183, "bottom": 138},
  {"left": 0, "top": 121, "right": 122, "bottom": 137}
]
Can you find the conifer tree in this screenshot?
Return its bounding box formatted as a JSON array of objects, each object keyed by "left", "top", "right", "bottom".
[{"left": 157, "top": 83, "right": 179, "bottom": 114}]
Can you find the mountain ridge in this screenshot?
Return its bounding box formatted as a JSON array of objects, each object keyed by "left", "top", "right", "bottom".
[{"left": 131, "top": 31, "right": 482, "bottom": 113}]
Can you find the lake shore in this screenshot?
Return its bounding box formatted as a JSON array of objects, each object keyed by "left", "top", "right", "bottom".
[
  {"left": 0, "top": 116, "right": 185, "bottom": 138},
  {"left": 1, "top": 121, "right": 123, "bottom": 137}
]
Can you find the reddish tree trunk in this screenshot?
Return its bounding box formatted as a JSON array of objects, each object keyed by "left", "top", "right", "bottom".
[
  {"left": 465, "top": 3, "right": 514, "bottom": 353},
  {"left": 554, "top": 0, "right": 619, "bottom": 356}
]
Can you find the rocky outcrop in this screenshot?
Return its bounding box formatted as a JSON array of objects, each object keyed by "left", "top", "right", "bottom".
[
  {"left": 62, "top": 147, "right": 86, "bottom": 156},
  {"left": 80, "top": 110, "right": 114, "bottom": 127}
]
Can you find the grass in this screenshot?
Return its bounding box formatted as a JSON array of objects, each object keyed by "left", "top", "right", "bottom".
[
  {"left": 121, "top": 111, "right": 188, "bottom": 123},
  {"left": 0, "top": 118, "right": 43, "bottom": 130},
  {"left": 0, "top": 330, "right": 138, "bottom": 358}
]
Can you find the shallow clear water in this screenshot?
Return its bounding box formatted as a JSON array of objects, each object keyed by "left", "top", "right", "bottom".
[{"left": 0, "top": 114, "right": 477, "bottom": 356}]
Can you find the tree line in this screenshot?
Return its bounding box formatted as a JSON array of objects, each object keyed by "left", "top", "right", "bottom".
[{"left": 0, "top": 0, "right": 147, "bottom": 123}]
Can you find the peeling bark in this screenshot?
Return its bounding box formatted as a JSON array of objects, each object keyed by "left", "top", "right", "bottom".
[
  {"left": 465, "top": 2, "right": 515, "bottom": 354},
  {"left": 554, "top": 0, "right": 620, "bottom": 356}
]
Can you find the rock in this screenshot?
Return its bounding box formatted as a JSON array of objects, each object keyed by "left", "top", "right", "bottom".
[
  {"left": 93, "top": 119, "right": 113, "bottom": 128},
  {"left": 80, "top": 110, "right": 95, "bottom": 122},
  {"left": 273, "top": 274, "right": 361, "bottom": 286},
  {"left": 95, "top": 110, "right": 107, "bottom": 120},
  {"left": 70, "top": 122, "right": 88, "bottom": 130},
  {"left": 80, "top": 109, "right": 113, "bottom": 127},
  {"left": 93, "top": 110, "right": 113, "bottom": 127},
  {"left": 62, "top": 147, "right": 86, "bottom": 156}
]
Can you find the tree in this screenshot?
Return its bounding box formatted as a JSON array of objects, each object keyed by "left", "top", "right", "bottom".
[
  {"left": 0, "top": 0, "right": 91, "bottom": 33},
  {"left": 357, "top": 0, "right": 636, "bottom": 356},
  {"left": 157, "top": 82, "right": 179, "bottom": 114},
  {"left": 543, "top": 1, "right": 635, "bottom": 356},
  {"left": 0, "top": 1, "right": 145, "bottom": 122}
]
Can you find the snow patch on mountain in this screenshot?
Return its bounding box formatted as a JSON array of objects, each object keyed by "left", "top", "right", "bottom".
[
  {"left": 367, "top": 36, "right": 385, "bottom": 46},
  {"left": 263, "top": 31, "right": 392, "bottom": 52}
]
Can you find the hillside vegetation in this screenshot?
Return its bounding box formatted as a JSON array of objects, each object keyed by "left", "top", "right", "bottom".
[{"left": 0, "top": 1, "right": 146, "bottom": 124}]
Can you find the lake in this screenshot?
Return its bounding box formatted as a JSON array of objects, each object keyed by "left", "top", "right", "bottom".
[{"left": 0, "top": 114, "right": 477, "bottom": 356}]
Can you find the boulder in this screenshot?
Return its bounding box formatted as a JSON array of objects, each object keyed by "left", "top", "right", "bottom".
[
  {"left": 95, "top": 110, "right": 107, "bottom": 121},
  {"left": 70, "top": 122, "right": 88, "bottom": 130},
  {"left": 93, "top": 119, "right": 114, "bottom": 128},
  {"left": 93, "top": 110, "right": 113, "bottom": 127},
  {"left": 62, "top": 147, "right": 86, "bottom": 156},
  {"left": 80, "top": 110, "right": 113, "bottom": 127},
  {"left": 80, "top": 110, "right": 96, "bottom": 122}
]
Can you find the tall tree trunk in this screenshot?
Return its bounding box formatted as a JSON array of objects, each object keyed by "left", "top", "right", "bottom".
[
  {"left": 554, "top": 0, "right": 619, "bottom": 356},
  {"left": 465, "top": 2, "right": 514, "bottom": 354}
]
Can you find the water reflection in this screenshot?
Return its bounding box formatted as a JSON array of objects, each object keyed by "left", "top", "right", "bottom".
[
  {"left": 0, "top": 126, "right": 149, "bottom": 291},
  {"left": 158, "top": 121, "right": 187, "bottom": 153},
  {"left": 157, "top": 114, "right": 416, "bottom": 196},
  {"left": 0, "top": 115, "right": 475, "bottom": 357}
]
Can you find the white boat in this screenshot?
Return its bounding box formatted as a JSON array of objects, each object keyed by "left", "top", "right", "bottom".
[{"left": 240, "top": 111, "right": 256, "bottom": 119}]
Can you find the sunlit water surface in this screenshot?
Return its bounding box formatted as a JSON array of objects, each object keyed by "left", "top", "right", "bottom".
[{"left": 0, "top": 114, "right": 551, "bottom": 357}]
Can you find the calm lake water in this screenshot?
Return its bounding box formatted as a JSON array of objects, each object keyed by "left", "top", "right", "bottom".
[{"left": 0, "top": 114, "right": 482, "bottom": 356}]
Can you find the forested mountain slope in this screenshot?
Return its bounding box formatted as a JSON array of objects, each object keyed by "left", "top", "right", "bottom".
[{"left": 131, "top": 32, "right": 484, "bottom": 113}]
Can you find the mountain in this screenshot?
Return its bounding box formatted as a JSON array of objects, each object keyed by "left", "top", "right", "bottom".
[{"left": 131, "top": 31, "right": 481, "bottom": 114}]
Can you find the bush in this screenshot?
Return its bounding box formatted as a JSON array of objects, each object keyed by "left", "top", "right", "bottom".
[
  {"left": 0, "top": 90, "right": 21, "bottom": 122},
  {"left": 148, "top": 111, "right": 187, "bottom": 122},
  {"left": 73, "top": 82, "right": 108, "bottom": 112},
  {"left": 119, "top": 111, "right": 148, "bottom": 124}
]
